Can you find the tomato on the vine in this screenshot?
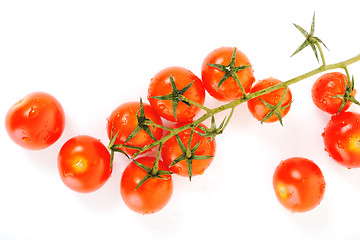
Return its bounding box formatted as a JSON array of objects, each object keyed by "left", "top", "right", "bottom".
[
  {"left": 5, "top": 92, "right": 65, "bottom": 150},
  {"left": 106, "top": 101, "right": 163, "bottom": 156},
  {"left": 147, "top": 66, "right": 205, "bottom": 122},
  {"left": 161, "top": 123, "right": 216, "bottom": 179},
  {"left": 58, "top": 135, "right": 112, "bottom": 193},
  {"left": 201, "top": 47, "right": 255, "bottom": 102},
  {"left": 120, "top": 156, "right": 173, "bottom": 214},
  {"left": 273, "top": 157, "right": 326, "bottom": 213},
  {"left": 247, "top": 78, "right": 292, "bottom": 124},
  {"left": 323, "top": 111, "right": 360, "bottom": 168},
  {"left": 312, "top": 72, "right": 356, "bottom": 114}
]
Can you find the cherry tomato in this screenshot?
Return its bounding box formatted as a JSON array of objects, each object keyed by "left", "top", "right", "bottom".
[
  {"left": 201, "top": 47, "right": 255, "bottom": 102},
  {"left": 147, "top": 66, "right": 205, "bottom": 122},
  {"left": 106, "top": 101, "right": 163, "bottom": 156},
  {"left": 5, "top": 91, "right": 65, "bottom": 150},
  {"left": 312, "top": 72, "right": 356, "bottom": 114},
  {"left": 273, "top": 157, "right": 326, "bottom": 213},
  {"left": 58, "top": 135, "right": 112, "bottom": 193},
  {"left": 120, "top": 157, "right": 173, "bottom": 214},
  {"left": 322, "top": 111, "right": 360, "bottom": 168},
  {"left": 247, "top": 78, "right": 292, "bottom": 123},
  {"left": 161, "top": 123, "right": 216, "bottom": 178}
]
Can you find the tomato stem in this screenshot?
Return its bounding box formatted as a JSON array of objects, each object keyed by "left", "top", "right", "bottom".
[{"left": 128, "top": 53, "right": 360, "bottom": 158}]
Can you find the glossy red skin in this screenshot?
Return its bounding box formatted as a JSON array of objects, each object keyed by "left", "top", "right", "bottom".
[
  {"left": 312, "top": 72, "right": 355, "bottom": 114},
  {"left": 201, "top": 47, "right": 255, "bottom": 102},
  {"left": 5, "top": 91, "right": 65, "bottom": 150},
  {"left": 148, "top": 66, "right": 205, "bottom": 122},
  {"left": 323, "top": 111, "right": 360, "bottom": 168},
  {"left": 161, "top": 123, "right": 216, "bottom": 177},
  {"left": 247, "top": 78, "right": 292, "bottom": 123},
  {"left": 58, "top": 135, "right": 112, "bottom": 193},
  {"left": 106, "top": 102, "right": 163, "bottom": 156},
  {"left": 120, "top": 157, "right": 173, "bottom": 214},
  {"left": 273, "top": 157, "right": 326, "bottom": 213}
]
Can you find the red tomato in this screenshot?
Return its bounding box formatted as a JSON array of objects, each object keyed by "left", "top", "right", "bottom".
[
  {"left": 147, "top": 66, "right": 205, "bottom": 122},
  {"left": 273, "top": 157, "right": 326, "bottom": 213},
  {"left": 58, "top": 135, "right": 112, "bottom": 193},
  {"left": 322, "top": 111, "right": 360, "bottom": 168},
  {"left": 312, "top": 72, "right": 356, "bottom": 114},
  {"left": 120, "top": 157, "right": 173, "bottom": 214},
  {"left": 5, "top": 91, "right": 65, "bottom": 150},
  {"left": 106, "top": 101, "right": 163, "bottom": 156},
  {"left": 247, "top": 78, "right": 292, "bottom": 123},
  {"left": 201, "top": 47, "right": 255, "bottom": 102},
  {"left": 161, "top": 123, "right": 216, "bottom": 178}
]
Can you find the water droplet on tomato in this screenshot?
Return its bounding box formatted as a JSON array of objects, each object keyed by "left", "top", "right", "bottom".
[
  {"left": 28, "top": 107, "right": 40, "bottom": 118},
  {"left": 38, "top": 130, "right": 51, "bottom": 143},
  {"left": 22, "top": 136, "right": 30, "bottom": 142},
  {"left": 159, "top": 104, "right": 166, "bottom": 110},
  {"left": 337, "top": 142, "right": 344, "bottom": 149}
]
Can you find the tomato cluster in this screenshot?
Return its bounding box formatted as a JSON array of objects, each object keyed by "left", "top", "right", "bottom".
[{"left": 4, "top": 46, "right": 360, "bottom": 215}]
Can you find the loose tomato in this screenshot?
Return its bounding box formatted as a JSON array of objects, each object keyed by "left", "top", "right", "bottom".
[
  {"left": 312, "top": 72, "right": 356, "bottom": 114},
  {"left": 147, "top": 66, "right": 205, "bottom": 122},
  {"left": 58, "top": 135, "right": 112, "bottom": 193},
  {"left": 322, "top": 111, "right": 360, "bottom": 168},
  {"left": 247, "top": 78, "right": 292, "bottom": 123},
  {"left": 273, "top": 157, "right": 326, "bottom": 213},
  {"left": 201, "top": 47, "right": 255, "bottom": 102},
  {"left": 5, "top": 91, "right": 65, "bottom": 150},
  {"left": 161, "top": 123, "right": 216, "bottom": 179},
  {"left": 106, "top": 101, "right": 163, "bottom": 156},
  {"left": 120, "top": 156, "right": 173, "bottom": 214}
]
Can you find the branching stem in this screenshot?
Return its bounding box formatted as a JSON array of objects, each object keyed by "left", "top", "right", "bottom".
[{"left": 131, "top": 53, "right": 360, "bottom": 158}]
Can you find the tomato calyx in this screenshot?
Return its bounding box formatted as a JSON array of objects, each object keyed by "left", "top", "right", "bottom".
[
  {"left": 170, "top": 129, "right": 214, "bottom": 181},
  {"left": 207, "top": 47, "right": 252, "bottom": 97},
  {"left": 291, "top": 12, "right": 328, "bottom": 64},
  {"left": 150, "top": 74, "right": 193, "bottom": 121},
  {"left": 333, "top": 74, "right": 360, "bottom": 114},
  {"left": 125, "top": 98, "right": 158, "bottom": 143},
  {"left": 259, "top": 86, "right": 293, "bottom": 125},
  {"left": 132, "top": 144, "right": 172, "bottom": 190},
  {"left": 196, "top": 112, "right": 232, "bottom": 142}
]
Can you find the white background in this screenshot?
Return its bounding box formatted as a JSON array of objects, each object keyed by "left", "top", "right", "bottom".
[{"left": 1, "top": 0, "right": 360, "bottom": 239}]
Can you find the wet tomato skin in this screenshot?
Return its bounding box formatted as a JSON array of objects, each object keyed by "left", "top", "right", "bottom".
[
  {"left": 323, "top": 111, "right": 360, "bottom": 168},
  {"left": 201, "top": 47, "right": 255, "bottom": 102},
  {"left": 120, "top": 157, "right": 173, "bottom": 214},
  {"left": 273, "top": 157, "right": 326, "bottom": 213},
  {"left": 5, "top": 91, "right": 65, "bottom": 150},
  {"left": 58, "top": 135, "right": 112, "bottom": 193},
  {"left": 312, "top": 72, "right": 356, "bottom": 114}
]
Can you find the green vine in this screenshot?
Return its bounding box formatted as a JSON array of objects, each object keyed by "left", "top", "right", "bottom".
[{"left": 108, "top": 13, "right": 360, "bottom": 187}]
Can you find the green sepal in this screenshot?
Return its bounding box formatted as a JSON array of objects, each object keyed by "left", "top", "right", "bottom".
[
  {"left": 133, "top": 144, "right": 172, "bottom": 190},
  {"left": 291, "top": 12, "right": 328, "bottom": 62},
  {"left": 108, "top": 128, "right": 131, "bottom": 166},
  {"left": 150, "top": 74, "right": 194, "bottom": 120},
  {"left": 333, "top": 75, "right": 360, "bottom": 114},
  {"left": 169, "top": 132, "right": 214, "bottom": 181},
  {"left": 125, "top": 98, "right": 158, "bottom": 143},
  {"left": 196, "top": 115, "right": 226, "bottom": 142},
  {"left": 258, "top": 86, "right": 292, "bottom": 126},
  {"left": 207, "top": 47, "right": 251, "bottom": 95}
]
